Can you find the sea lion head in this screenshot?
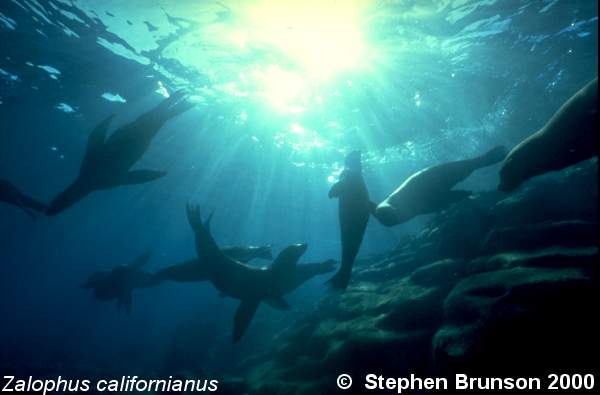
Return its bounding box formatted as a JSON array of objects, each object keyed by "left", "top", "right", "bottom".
[
  {"left": 276, "top": 243, "right": 308, "bottom": 263},
  {"left": 374, "top": 204, "right": 400, "bottom": 227},
  {"left": 345, "top": 150, "right": 362, "bottom": 171}
]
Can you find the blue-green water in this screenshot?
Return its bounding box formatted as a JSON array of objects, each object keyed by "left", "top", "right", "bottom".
[{"left": 0, "top": 0, "right": 597, "bottom": 388}]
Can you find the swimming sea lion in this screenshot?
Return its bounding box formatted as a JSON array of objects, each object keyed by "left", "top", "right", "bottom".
[
  {"left": 82, "top": 251, "right": 159, "bottom": 314},
  {"left": 499, "top": 77, "right": 598, "bottom": 191},
  {"left": 0, "top": 178, "right": 47, "bottom": 219},
  {"left": 46, "top": 91, "right": 193, "bottom": 215},
  {"left": 155, "top": 252, "right": 336, "bottom": 293},
  {"left": 185, "top": 204, "right": 314, "bottom": 342},
  {"left": 373, "top": 146, "right": 507, "bottom": 226},
  {"left": 154, "top": 244, "right": 275, "bottom": 283},
  {"left": 325, "top": 150, "right": 372, "bottom": 291}
]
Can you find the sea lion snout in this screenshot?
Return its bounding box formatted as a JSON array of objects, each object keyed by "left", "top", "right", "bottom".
[
  {"left": 279, "top": 243, "right": 308, "bottom": 261},
  {"left": 291, "top": 243, "right": 308, "bottom": 255}
]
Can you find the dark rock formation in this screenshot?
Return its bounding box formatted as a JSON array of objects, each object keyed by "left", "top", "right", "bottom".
[{"left": 244, "top": 159, "right": 598, "bottom": 394}]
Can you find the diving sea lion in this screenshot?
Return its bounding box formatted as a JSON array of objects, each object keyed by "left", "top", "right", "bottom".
[
  {"left": 46, "top": 91, "right": 193, "bottom": 215},
  {"left": 326, "top": 150, "right": 372, "bottom": 291},
  {"left": 373, "top": 146, "right": 507, "bottom": 227},
  {"left": 185, "top": 205, "right": 312, "bottom": 342},
  {"left": 0, "top": 178, "right": 47, "bottom": 219},
  {"left": 82, "top": 251, "right": 159, "bottom": 314},
  {"left": 499, "top": 77, "right": 598, "bottom": 191}
]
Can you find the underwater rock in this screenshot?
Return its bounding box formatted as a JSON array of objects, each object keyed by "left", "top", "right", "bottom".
[
  {"left": 467, "top": 247, "right": 598, "bottom": 275},
  {"left": 409, "top": 259, "right": 465, "bottom": 288},
  {"left": 244, "top": 161, "right": 598, "bottom": 394},
  {"left": 480, "top": 220, "right": 597, "bottom": 255},
  {"left": 433, "top": 249, "right": 598, "bottom": 374}
]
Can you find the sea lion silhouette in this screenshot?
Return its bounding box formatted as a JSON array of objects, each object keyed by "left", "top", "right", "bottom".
[
  {"left": 372, "top": 146, "right": 507, "bottom": 226},
  {"left": 325, "top": 150, "right": 372, "bottom": 291},
  {"left": 185, "top": 205, "right": 321, "bottom": 342},
  {"left": 46, "top": 91, "right": 193, "bottom": 215}
]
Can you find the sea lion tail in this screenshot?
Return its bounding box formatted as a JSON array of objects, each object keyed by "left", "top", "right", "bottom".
[{"left": 325, "top": 269, "right": 351, "bottom": 292}]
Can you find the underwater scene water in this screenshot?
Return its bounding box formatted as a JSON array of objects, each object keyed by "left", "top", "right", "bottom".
[{"left": 0, "top": 0, "right": 598, "bottom": 394}]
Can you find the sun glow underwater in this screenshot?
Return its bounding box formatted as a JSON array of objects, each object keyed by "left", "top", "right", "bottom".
[
  {"left": 237, "top": 0, "right": 370, "bottom": 78},
  {"left": 203, "top": 0, "right": 377, "bottom": 161}
]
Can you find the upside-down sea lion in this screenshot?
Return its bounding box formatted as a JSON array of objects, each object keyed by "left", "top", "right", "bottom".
[
  {"left": 0, "top": 178, "right": 47, "bottom": 219},
  {"left": 499, "top": 77, "right": 598, "bottom": 191},
  {"left": 372, "top": 146, "right": 508, "bottom": 226},
  {"left": 186, "top": 205, "right": 323, "bottom": 342},
  {"left": 46, "top": 91, "right": 193, "bottom": 215},
  {"left": 325, "top": 150, "right": 372, "bottom": 291}
]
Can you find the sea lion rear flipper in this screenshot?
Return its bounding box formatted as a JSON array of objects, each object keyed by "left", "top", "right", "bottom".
[
  {"left": 186, "top": 204, "right": 225, "bottom": 262},
  {"left": 233, "top": 300, "right": 260, "bottom": 343},
  {"left": 123, "top": 170, "right": 167, "bottom": 186},
  {"left": 265, "top": 297, "right": 291, "bottom": 311}
]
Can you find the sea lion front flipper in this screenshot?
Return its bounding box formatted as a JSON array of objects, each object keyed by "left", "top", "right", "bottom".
[
  {"left": 130, "top": 251, "right": 152, "bottom": 268},
  {"left": 119, "top": 290, "right": 132, "bottom": 316},
  {"left": 122, "top": 170, "right": 167, "bottom": 185},
  {"left": 264, "top": 297, "right": 291, "bottom": 311},
  {"left": 86, "top": 114, "right": 115, "bottom": 157},
  {"left": 328, "top": 169, "right": 351, "bottom": 198},
  {"left": 328, "top": 180, "right": 345, "bottom": 198},
  {"left": 233, "top": 300, "right": 260, "bottom": 343}
]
